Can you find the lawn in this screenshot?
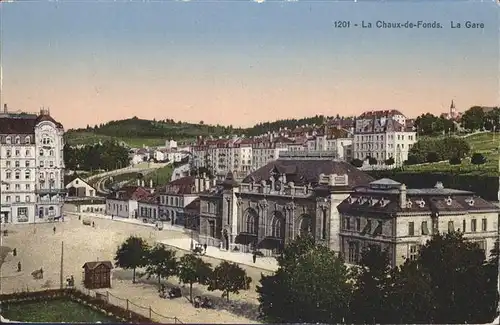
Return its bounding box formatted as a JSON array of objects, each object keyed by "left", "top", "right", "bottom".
[
  {"left": 403, "top": 132, "right": 499, "bottom": 176},
  {"left": 65, "top": 131, "right": 166, "bottom": 147},
  {"left": 142, "top": 165, "right": 174, "bottom": 186},
  {"left": 2, "top": 299, "right": 118, "bottom": 323}
]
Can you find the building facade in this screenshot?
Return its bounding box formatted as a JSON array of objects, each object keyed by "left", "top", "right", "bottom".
[
  {"left": 105, "top": 186, "right": 151, "bottom": 219},
  {"left": 337, "top": 178, "right": 500, "bottom": 267},
  {"left": 353, "top": 110, "right": 417, "bottom": 166},
  {"left": 0, "top": 108, "right": 65, "bottom": 224},
  {"left": 197, "top": 159, "right": 374, "bottom": 255},
  {"left": 65, "top": 176, "right": 97, "bottom": 197}
]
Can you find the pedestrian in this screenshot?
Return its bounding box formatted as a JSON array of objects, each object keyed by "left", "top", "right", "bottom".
[
  {"left": 78, "top": 215, "right": 81, "bottom": 221},
  {"left": 17, "top": 261, "right": 21, "bottom": 272},
  {"left": 13, "top": 248, "right": 17, "bottom": 256},
  {"left": 92, "top": 221, "right": 95, "bottom": 227},
  {"left": 252, "top": 253, "right": 256, "bottom": 264},
  {"left": 53, "top": 226, "right": 56, "bottom": 234},
  {"left": 203, "top": 243, "right": 207, "bottom": 252}
]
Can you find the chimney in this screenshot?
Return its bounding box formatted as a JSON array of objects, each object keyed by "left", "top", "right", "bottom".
[
  {"left": 3, "top": 103, "right": 7, "bottom": 113},
  {"left": 195, "top": 177, "right": 200, "bottom": 193},
  {"left": 399, "top": 184, "right": 407, "bottom": 209}
]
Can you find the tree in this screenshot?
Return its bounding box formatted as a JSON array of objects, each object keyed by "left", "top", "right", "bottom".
[
  {"left": 368, "top": 157, "right": 377, "bottom": 166},
  {"left": 257, "top": 235, "right": 352, "bottom": 323},
  {"left": 208, "top": 261, "right": 252, "bottom": 301},
  {"left": 350, "top": 245, "right": 392, "bottom": 324},
  {"left": 404, "top": 154, "right": 421, "bottom": 165},
  {"left": 144, "top": 244, "right": 178, "bottom": 285},
  {"left": 416, "top": 232, "right": 492, "bottom": 323},
  {"left": 426, "top": 151, "right": 439, "bottom": 163},
  {"left": 460, "top": 106, "right": 485, "bottom": 131},
  {"left": 471, "top": 152, "right": 486, "bottom": 166},
  {"left": 350, "top": 159, "right": 363, "bottom": 168},
  {"left": 384, "top": 157, "right": 395, "bottom": 166},
  {"left": 114, "top": 236, "right": 150, "bottom": 283},
  {"left": 449, "top": 156, "right": 461, "bottom": 165},
  {"left": 178, "top": 254, "right": 213, "bottom": 302}
]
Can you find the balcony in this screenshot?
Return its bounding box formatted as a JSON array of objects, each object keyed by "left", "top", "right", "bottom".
[{"left": 35, "top": 186, "right": 67, "bottom": 195}]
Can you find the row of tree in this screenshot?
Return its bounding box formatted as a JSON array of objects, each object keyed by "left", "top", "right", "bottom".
[
  {"left": 415, "top": 106, "right": 500, "bottom": 136},
  {"left": 64, "top": 141, "right": 130, "bottom": 171},
  {"left": 257, "top": 233, "right": 499, "bottom": 324},
  {"left": 114, "top": 237, "right": 252, "bottom": 302}
]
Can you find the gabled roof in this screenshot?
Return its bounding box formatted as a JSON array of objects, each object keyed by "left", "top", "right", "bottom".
[
  {"left": 106, "top": 186, "right": 151, "bottom": 201},
  {"left": 82, "top": 261, "right": 113, "bottom": 270}
]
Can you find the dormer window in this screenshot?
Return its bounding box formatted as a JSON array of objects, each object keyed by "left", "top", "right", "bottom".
[
  {"left": 466, "top": 197, "right": 475, "bottom": 206},
  {"left": 406, "top": 201, "right": 413, "bottom": 208},
  {"left": 348, "top": 196, "right": 357, "bottom": 204},
  {"left": 6, "top": 136, "right": 11, "bottom": 144},
  {"left": 25, "top": 136, "right": 30, "bottom": 144},
  {"left": 416, "top": 199, "right": 425, "bottom": 208},
  {"left": 15, "top": 136, "right": 20, "bottom": 144},
  {"left": 369, "top": 197, "right": 379, "bottom": 206},
  {"left": 445, "top": 197, "right": 452, "bottom": 206}
]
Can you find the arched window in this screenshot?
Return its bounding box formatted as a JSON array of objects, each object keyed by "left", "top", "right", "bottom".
[
  {"left": 15, "top": 136, "right": 20, "bottom": 144},
  {"left": 245, "top": 210, "right": 259, "bottom": 235},
  {"left": 272, "top": 216, "right": 285, "bottom": 238},
  {"left": 299, "top": 215, "right": 313, "bottom": 237},
  {"left": 25, "top": 136, "right": 30, "bottom": 144},
  {"left": 49, "top": 150, "right": 54, "bottom": 156},
  {"left": 6, "top": 136, "right": 11, "bottom": 144},
  {"left": 39, "top": 149, "right": 44, "bottom": 156}
]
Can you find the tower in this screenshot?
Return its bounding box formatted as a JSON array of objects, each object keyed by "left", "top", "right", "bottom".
[{"left": 450, "top": 100, "right": 456, "bottom": 119}]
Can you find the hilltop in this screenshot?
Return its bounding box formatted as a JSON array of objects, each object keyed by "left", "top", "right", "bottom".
[{"left": 64, "top": 115, "right": 347, "bottom": 146}]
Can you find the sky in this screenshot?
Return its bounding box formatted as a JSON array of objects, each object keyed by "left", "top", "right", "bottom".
[{"left": 0, "top": 0, "right": 498, "bottom": 130}]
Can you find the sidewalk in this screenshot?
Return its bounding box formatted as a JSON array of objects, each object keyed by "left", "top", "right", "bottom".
[
  {"left": 160, "top": 237, "right": 278, "bottom": 272},
  {"left": 64, "top": 212, "right": 186, "bottom": 233}
]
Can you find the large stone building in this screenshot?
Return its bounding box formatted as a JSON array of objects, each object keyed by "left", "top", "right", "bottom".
[
  {"left": 353, "top": 110, "right": 417, "bottom": 166},
  {"left": 337, "top": 178, "right": 500, "bottom": 267},
  {"left": 197, "top": 159, "right": 374, "bottom": 255},
  {"left": 0, "top": 107, "right": 66, "bottom": 224}
]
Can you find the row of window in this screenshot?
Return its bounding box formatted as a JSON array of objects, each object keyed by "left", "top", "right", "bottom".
[
  {"left": 3, "top": 136, "right": 54, "bottom": 145},
  {"left": 4, "top": 170, "right": 58, "bottom": 180},
  {"left": 408, "top": 218, "right": 487, "bottom": 236},
  {"left": 3, "top": 183, "right": 32, "bottom": 191},
  {"left": 3, "top": 195, "right": 33, "bottom": 203},
  {"left": 108, "top": 203, "right": 128, "bottom": 212},
  {"left": 160, "top": 195, "right": 184, "bottom": 207}
]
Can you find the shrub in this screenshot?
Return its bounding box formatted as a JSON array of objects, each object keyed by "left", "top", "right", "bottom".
[
  {"left": 449, "top": 156, "right": 461, "bottom": 165},
  {"left": 426, "top": 152, "right": 439, "bottom": 163},
  {"left": 351, "top": 159, "right": 363, "bottom": 168}
]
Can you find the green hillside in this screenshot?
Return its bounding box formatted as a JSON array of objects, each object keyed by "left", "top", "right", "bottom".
[{"left": 403, "top": 132, "right": 499, "bottom": 176}]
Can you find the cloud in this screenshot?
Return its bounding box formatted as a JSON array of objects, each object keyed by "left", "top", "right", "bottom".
[{"left": 253, "top": 0, "right": 265, "bottom": 3}]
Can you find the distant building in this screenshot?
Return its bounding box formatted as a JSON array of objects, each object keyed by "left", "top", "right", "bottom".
[
  {"left": 197, "top": 159, "right": 374, "bottom": 255},
  {"left": 105, "top": 186, "right": 151, "bottom": 219},
  {"left": 165, "top": 139, "right": 178, "bottom": 150},
  {"left": 353, "top": 110, "right": 417, "bottom": 166},
  {"left": 337, "top": 178, "right": 500, "bottom": 267},
  {"left": 0, "top": 106, "right": 65, "bottom": 224}
]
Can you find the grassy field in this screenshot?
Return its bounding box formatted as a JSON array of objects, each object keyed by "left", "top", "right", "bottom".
[
  {"left": 142, "top": 165, "right": 174, "bottom": 186},
  {"left": 65, "top": 131, "right": 166, "bottom": 147},
  {"left": 403, "top": 132, "right": 499, "bottom": 176},
  {"left": 3, "top": 299, "right": 117, "bottom": 323}
]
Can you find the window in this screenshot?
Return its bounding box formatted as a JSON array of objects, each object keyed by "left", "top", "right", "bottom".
[
  {"left": 25, "top": 196, "right": 30, "bottom": 202},
  {"left": 409, "top": 244, "right": 419, "bottom": 261},
  {"left": 6, "top": 136, "right": 11, "bottom": 144},
  {"left": 17, "top": 207, "right": 28, "bottom": 222},
  {"left": 15, "top": 150, "right": 20, "bottom": 156},
  {"left": 448, "top": 221, "right": 454, "bottom": 233},
  {"left": 348, "top": 242, "right": 360, "bottom": 263},
  {"left": 15, "top": 136, "right": 20, "bottom": 144},
  {"left": 15, "top": 184, "right": 20, "bottom": 190},
  {"left": 463, "top": 219, "right": 466, "bottom": 233},
  {"left": 408, "top": 222, "right": 415, "bottom": 236},
  {"left": 6, "top": 161, "right": 10, "bottom": 167},
  {"left": 40, "top": 161, "right": 44, "bottom": 168},
  {"left": 344, "top": 217, "right": 351, "bottom": 230},
  {"left": 421, "top": 221, "right": 429, "bottom": 235},
  {"left": 25, "top": 170, "right": 30, "bottom": 179},
  {"left": 25, "top": 149, "right": 30, "bottom": 156},
  {"left": 25, "top": 184, "right": 30, "bottom": 190},
  {"left": 15, "top": 196, "right": 20, "bottom": 203},
  {"left": 356, "top": 218, "right": 361, "bottom": 231},
  {"left": 482, "top": 218, "right": 487, "bottom": 231},
  {"left": 471, "top": 219, "right": 477, "bottom": 232},
  {"left": 49, "top": 150, "right": 54, "bottom": 156},
  {"left": 209, "top": 220, "right": 216, "bottom": 238},
  {"left": 25, "top": 160, "right": 30, "bottom": 167},
  {"left": 25, "top": 136, "right": 30, "bottom": 144},
  {"left": 49, "top": 161, "right": 54, "bottom": 167},
  {"left": 39, "top": 149, "right": 44, "bottom": 156},
  {"left": 6, "top": 196, "right": 10, "bottom": 202},
  {"left": 15, "top": 161, "right": 20, "bottom": 168},
  {"left": 15, "top": 171, "right": 20, "bottom": 179}
]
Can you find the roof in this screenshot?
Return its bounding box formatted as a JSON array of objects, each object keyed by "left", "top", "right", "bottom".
[
  {"left": 160, "top": 176, "right": 196, "bottom": 195},
  {"left": 0, "top": 117, "right": 37, "bottom": 134},
  {"left": 35, "top": 114, "right": 64, "bottom": 129},
  {"left": 242, "top": 159, "right": 374, "bottom": 188},
  {"left": 185, "top": 198, "right": 201, "bottom": 212},
  {"left": 82, "top": 261, "right": 113, "bottom": 270},
  {"left": 106, "top": 186, "right": 151, "bottom": 201},
  {"left": 65, "top": 176, "right": 95, "bottom": 189},
  {"left": 358, "top": 110, "right": 405, "bottom": 119},
  {"left": 338, "top": 181, "right": 499, "bottom": 215},
  {"left": 137, "top": 192, "right": 160, "bottom": 204}
]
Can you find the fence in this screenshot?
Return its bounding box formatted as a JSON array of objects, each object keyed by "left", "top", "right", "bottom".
[{"left": 80, "top": 287, "right": 183, "bottom": 324}]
